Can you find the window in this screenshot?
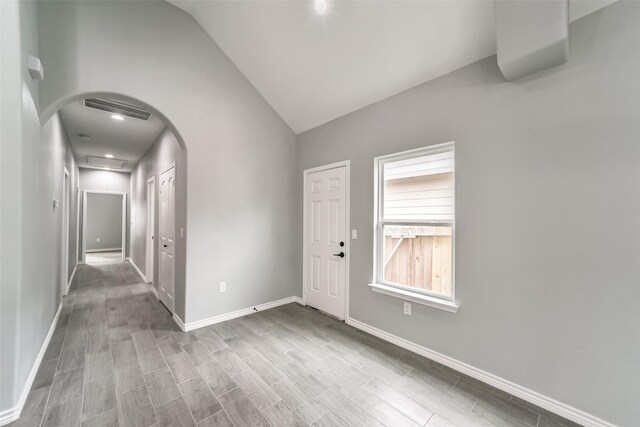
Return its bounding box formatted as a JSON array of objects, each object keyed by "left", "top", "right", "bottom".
[{"left": 372, "top": 142, "right": 457, "bottom": 311}]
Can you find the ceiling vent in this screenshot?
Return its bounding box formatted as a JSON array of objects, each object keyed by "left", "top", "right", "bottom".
[
  {"left": 87, "top": 156, "right": 127, "bottom": 169},
  {"left": 83, "top": 98, "right": 152, "bottom": 121}
]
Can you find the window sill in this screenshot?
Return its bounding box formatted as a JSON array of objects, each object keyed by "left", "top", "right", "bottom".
[{"left": 369, "top": 283, "right": 459, "bottom": 313}]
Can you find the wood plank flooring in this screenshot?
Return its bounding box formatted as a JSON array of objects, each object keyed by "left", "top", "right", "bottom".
[{"left": 10, "top": 261, "right": 581, "bottom": 427}]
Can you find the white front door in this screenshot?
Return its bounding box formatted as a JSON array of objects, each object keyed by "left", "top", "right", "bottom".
[
  {"left": 159, "top": 165, "right": 176, "bottom": 312},
  {"left": 305, "top": 165, "right": 347, "bottom": 319}
]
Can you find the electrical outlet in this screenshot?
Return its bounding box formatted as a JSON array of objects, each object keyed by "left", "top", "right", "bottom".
[
  {"left": 403, "top": 302, "right": 411, "bottom": 315},
  {"left": 96, "top": 237, "right": 101, "bottom": 242},
  {"left": 219, "top": 282, "right": 226, "bottom": 293}
]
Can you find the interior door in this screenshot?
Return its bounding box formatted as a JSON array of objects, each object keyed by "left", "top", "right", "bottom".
[
  {"left": 159, "top": 165, "right": 176, "bottom": 312},
  {"left": 305, "top": 166, "right": 347, "bottom": 319}
]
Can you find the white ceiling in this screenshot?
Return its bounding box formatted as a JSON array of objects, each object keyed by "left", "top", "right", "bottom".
[
  {"left": 169, "top": 0, "right": 616, "bottom": 134},
  {"left": 60, "top": 100, "right": 166, "bottom": 172}
]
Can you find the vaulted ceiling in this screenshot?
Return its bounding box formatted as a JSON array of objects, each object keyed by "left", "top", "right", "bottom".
[{"left": 169, "top": 0, "right": 616, "bottom": 134}]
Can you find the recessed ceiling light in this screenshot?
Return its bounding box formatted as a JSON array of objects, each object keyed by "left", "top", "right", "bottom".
[
  {"left": 105, "top": 154, "right": 114, "bottom": 159},
  {"left": 111, "top": 114, "right": 124, "bottom": 121},
  {"left": 314, "top": 0, "right": 327, "bottom": 15},
  {"left": 77, "top": 134, "right": 91, "bottom": 143}
]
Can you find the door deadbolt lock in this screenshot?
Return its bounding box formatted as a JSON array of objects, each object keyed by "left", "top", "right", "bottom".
[{"left": 339, "top": 241, "right": 344, "bottom": 247}]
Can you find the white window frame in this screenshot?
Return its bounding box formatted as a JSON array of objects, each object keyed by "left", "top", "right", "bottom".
[{"left": 370, "top": 141, "right": 459, "bottom": 313}]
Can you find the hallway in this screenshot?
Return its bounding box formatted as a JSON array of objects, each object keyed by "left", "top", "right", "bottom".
[{"left": 11, "top": 261, "right": 575, "bottom": 427}]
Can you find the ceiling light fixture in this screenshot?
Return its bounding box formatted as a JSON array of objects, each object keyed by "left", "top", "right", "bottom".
[
  {"left": 314, "top": 0, "right": 327, "bottom": 15},
  {"left": 105, "top": 154, "right": 114, "bottom": 159},
  {"left": 102, "top": 167, "right": 111, "bottom": 171},
  {"left": 111, "top": 114, "right": 124, "bottom": 121}
]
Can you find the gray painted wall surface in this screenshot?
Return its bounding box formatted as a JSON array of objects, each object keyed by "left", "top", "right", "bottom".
[
  {"left": 0, "top": 0, "right": 80, "bottom": 413},
  {"left": 298, "top": 3, "right": 640, "bottom": 425},
  {"left": 0, "top": 0, "right": 24, "bottom": 411},
  {"left": 38, "top": 0, "right": 300, "bottom": 322},
  {"left": 78, "top": 169, "right": 130, "bottom": 260},
  {"left": 85, "top": 193, "right": 123, "bottom": 251},
  {"left": 130, "top": 128, "right": 186, "bottom": 295}
]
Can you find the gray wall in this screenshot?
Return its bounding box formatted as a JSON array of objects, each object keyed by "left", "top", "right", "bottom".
[
  {"left": 38, "top": 0, "right": 299, "bottom": 322},
  {"left": 298, "top": 3, "right": 640, "bottom": 426},
  {"left": 78, "top": 169, "right": 130, "bottom": 260},
  {"left": 129, "top": 128, "right": 186, "bottom": 294},
  {"left": 0, "top": 0, "right": 80, "bottom": 413},
  {"left": 0, "top": 0, "right": 24, "bottom": 409},
  {"left": 85, "top": 193, "right": 123, "bottom": 251}
]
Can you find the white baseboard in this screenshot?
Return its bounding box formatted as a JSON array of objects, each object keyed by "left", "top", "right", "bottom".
[
  {"left": 346, "top": 317, "right": 616, "bottom": 427},
  {"left": 150, "top": 286, "right": 159, "bottom": 300},
  {"left": 65, "top": 264, "right": 77, "bottom": 295},
  {"left": 173, "top": 296, "right": 302, "bottom": 332},
  {"left": 85, "top": 248, "right": 122, "bottom": 253},
  {"left": 127, "top": 258, "right": 147, "bottom": 283},
  {"left": 0, "top": 304, "right": 62, "bottom": 426}
]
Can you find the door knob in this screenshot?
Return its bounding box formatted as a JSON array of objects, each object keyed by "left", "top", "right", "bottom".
[{"left": 332, "top": 252, "right": 345, "bottom": 258}]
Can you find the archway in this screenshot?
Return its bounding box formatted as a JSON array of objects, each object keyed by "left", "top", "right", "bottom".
[{"left": 46, "top": 92, "right": 188, "bottom": 318}]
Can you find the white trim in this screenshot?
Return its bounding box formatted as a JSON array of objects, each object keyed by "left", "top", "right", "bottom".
[
  {"left": 158, "top": 162, "right": 176, "bottom": 314},
  {"left": 127, "top": 257, "right": 147, "bottom": 283},
  {"left": 76, "top": 185, "right": 80, "bottom": 271},
  {"left": 82, "top": 190, "right": 87, "bottom": 261},
  {"left": 0, "top": 304, "right": 62, "bottom": 426},
  {"left": 369, "top": 282, "right": 459, "bottom": 313},
  {"left": 302, "top": 160, "right": 350, "bottom": 321},
  {"left": 66, "top": 264, "right": 77, "bottom": 294},
  {"left": 146, "top": 176, "right": 156, "bottom": 287},
  {"left": 85, "top": 248, "right": 122, "bottom": 253},
  {"left": 159, "top": 161, "right": 176, "bottom": 175},
  {"left": 61, "top": 168, "right": 70, "bottom": 297},
  {"left": 373, "top": 141, "right": 457, "bottom": 306},
  {"left": 173, "top": 296, "right": 302, "bottom": 332},
  {"left": 150, "top": 286, "right": 159, "bottom": 300},
  {"left": 346, "top": 317, "right": 617, "bottom": 427}
]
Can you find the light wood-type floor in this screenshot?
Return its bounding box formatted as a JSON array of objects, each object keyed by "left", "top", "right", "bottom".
[
  {"left": 10, "top": 261, "right": 580, "bottom": 427},
  {"left": 85, "top": 251, "right": 123, "bottom": 264}
]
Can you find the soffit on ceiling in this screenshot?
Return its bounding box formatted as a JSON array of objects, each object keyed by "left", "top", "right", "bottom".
[{"left": 168, "top": 0, "right": 617, "bottom": 134}]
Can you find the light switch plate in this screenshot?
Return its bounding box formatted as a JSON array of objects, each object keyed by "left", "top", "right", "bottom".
[
  {"left": 351, "top": 229, "right": 358, "bottom": 239},
  {"left": 219, "top": 282, "right": 226, "bottom": 293}
]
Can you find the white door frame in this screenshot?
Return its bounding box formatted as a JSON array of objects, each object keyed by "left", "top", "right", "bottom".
[
  {"left": 61, "top": 168, "right": 70, "bottom": 295},
  {"left": 76, "top": 185, "right": 81, "bottom": 265},
  {"left": 158, "top": 162, "right": 176, "bottom": 313},
  {"left": 302, "top": 160, "right": 350, "bottom": 320},
  {"left": 146, "top": 176, "right": 156, "bottom": 285},
  {"left": 82, "top": 190, "right": 127, "bottom": 263}
]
